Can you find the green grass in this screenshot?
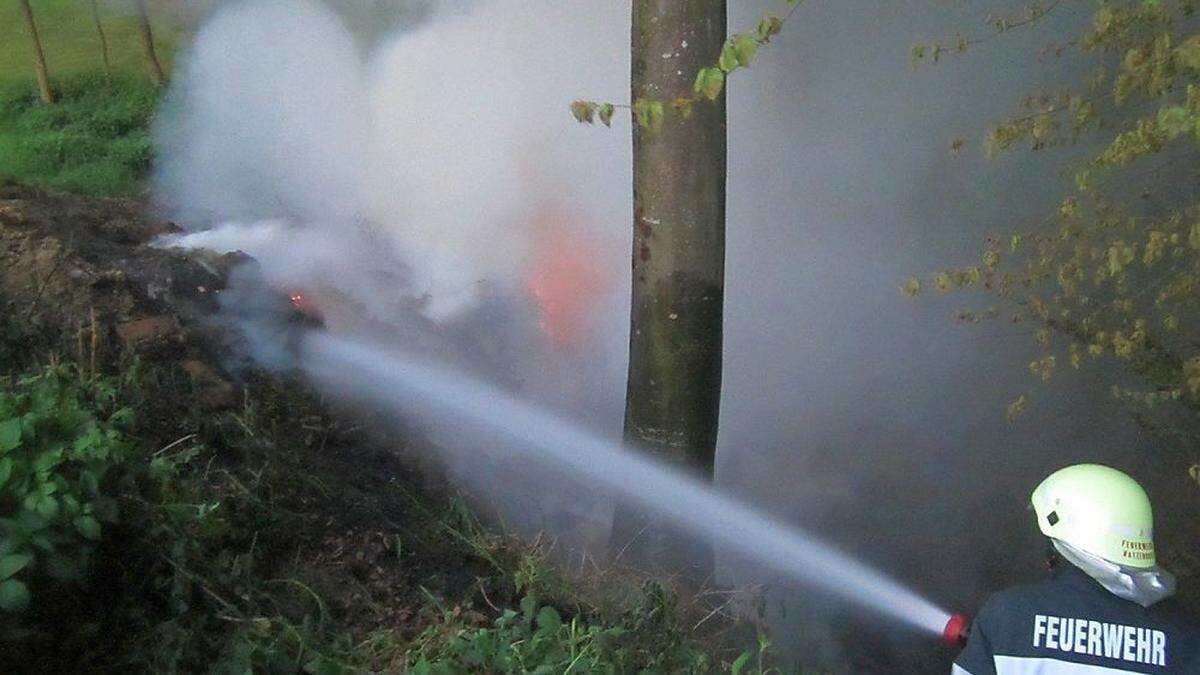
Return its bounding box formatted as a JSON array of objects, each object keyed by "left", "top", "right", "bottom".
[
  {"left": 0, "top": 0, "right": 183, "bottom": 86},
  {"left": 0, "top": 0, "right": 184, "bottom": 197},
  {"left": 0, "top": 74, "right": 160, "bottom": 196}
]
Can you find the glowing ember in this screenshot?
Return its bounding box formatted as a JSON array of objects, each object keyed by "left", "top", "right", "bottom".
[
  {"left": 527, "top": 228, "right": 606, "bottom": 346},
  {"left": 289, "top": 291, "right": 322, "bottom": 320}
]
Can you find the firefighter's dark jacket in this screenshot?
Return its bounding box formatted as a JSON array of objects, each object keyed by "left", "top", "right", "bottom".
[{"left": 953, "top": 563, "right": 1200, "bottom": 674}]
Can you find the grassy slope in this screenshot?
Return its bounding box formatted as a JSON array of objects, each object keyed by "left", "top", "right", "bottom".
[{"left": 0, "top": 0, "right": 183, "bottom": 197}]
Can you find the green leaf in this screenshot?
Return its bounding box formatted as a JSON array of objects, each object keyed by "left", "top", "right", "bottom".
[
  {"left": 693, "top": 67, "right": 725, "bottom": 101},
  {"left": 0, "top": 458, "right": 12, "bottom": 489},
  {"left": 718, "top": 41, "right": 740, "bottom": 72},
  {"left": 0, "top": 418, "right": 20, "bottom": 452},
  {"left": 73, "top": 515, "right": 101, "bottom": 541},
  {"left": 0, "top": 579, "right": 30, "bottom": 612},
  {"left": 80, "top": 469, "right": 100, "bottom": 497},
  {"left": 598, "top": 103, "right": 615, "bottom": 127},
  {"left": 35, "top": 496, "right": 59, "bottom": 521},
  {"left": 33, "top": 447, "right": 63, "bottom": 474},
  {"left": 535, "top": 606, "right": 562, "bottom": 636},
  {"left": 730, "top": 650, "right": 750, "bottom": 675},
  {"left": 733, "top": 34, "right": 758, "bottom": 68},
  {"left": 911, "top": 42, "right": 928, "bottom": 65},
  {"left": 520, "top": 594, "right": 538, "bottom": 621},
  {"left": 632, "top": 98, "right": 665, "bottom": 133},
  {"left": 0, "top": 553, "right": 33, "bottom": 581},
  {"left": 44, "top": 554, "right": 84, "bottom": 582}
]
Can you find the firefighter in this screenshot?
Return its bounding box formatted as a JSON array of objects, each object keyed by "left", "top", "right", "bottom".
[{"left": 953, "top": 464, "right": 1200, "bottom": 674}]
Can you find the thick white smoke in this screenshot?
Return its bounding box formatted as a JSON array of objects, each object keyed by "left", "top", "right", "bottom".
[
  {"left": 156, "top": 0, "right": 629, "bottom": 324},
  {"left": 155, "top": 0, "right": 636, "bottom": 578}
]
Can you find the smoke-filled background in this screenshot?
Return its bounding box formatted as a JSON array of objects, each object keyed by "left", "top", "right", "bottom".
[{"left": 152, "top": 0, "right": 1184, "bottom": 670}]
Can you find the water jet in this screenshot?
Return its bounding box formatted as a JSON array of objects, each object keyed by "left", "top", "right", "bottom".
[{"left": 300, "top": 331, "right": 957, "bottom": 639}]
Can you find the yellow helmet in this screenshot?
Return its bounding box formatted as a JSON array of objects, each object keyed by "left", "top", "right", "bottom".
[{"left": 1030, "top": 464, "right": 1156, "bottom": 569}]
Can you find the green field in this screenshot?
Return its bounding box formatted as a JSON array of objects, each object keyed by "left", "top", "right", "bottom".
[
  {"left": 0, "top": 0, "right": 184, "bottom": 196},
  {"left": 0, "top": 0, "right": 184, "bottom": 85}
]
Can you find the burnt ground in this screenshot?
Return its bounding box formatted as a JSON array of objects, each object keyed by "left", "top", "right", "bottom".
[{"left": 0, "top": 180, "right": 535, "bottom": 671}]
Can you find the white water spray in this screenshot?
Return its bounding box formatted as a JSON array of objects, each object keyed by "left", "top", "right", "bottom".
[{"left": 301, "top": 332, "right": 952, "bottom": 636}]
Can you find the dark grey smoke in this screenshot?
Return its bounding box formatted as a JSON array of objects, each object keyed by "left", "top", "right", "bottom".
[{"left": 718, "top": 1, "right": 1189, "bottom": 669}]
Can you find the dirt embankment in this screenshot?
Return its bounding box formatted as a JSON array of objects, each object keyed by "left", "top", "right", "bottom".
[
  {"left": 0, "top": 181, "right": 515, "bottom": 670},
  {"left": 0, "top": 179, "right": 245, "bottom": 407}
]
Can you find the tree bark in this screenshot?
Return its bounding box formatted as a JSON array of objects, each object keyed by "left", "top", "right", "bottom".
[
  {"left": 134, "top": 0, "right": 166, "bottom": 86},
  {"left": 612, "top": 0, "right": 727, "bottom": 579},
  {"left": 90, "top": 0, "right": 112, "bottom": 77},
  {"left": 18, "top": 0, "right": 55, "bottom": 104}
]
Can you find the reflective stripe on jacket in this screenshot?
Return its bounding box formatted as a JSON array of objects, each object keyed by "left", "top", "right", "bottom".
[{"left": 953, "top": 564, "right": 1200, "bottom": 674}]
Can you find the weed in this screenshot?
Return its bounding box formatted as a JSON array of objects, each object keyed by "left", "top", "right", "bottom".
[
  {"left": 0, "top": 364, "right": 138, "bottom": 612},
  {"left": 0, "top": 74, "right": 160, "bottom": 196}
]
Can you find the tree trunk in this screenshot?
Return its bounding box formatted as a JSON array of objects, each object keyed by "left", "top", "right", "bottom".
[
  {"left": 134, "top": 0, "right": 166, "bottom": 86},
  {"left": 90, "top": 0, "right": 112, "bottom": 77},
  {"left": 18, "top": 0, "right": 55, "bottom": 104},
  {"left": 611, "top": 0, "right": 727, "bottom": 579}
]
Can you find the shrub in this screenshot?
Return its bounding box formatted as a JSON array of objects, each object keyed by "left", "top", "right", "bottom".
[{"left": 0, "top": 364, "right": 138, "bottom": 612}]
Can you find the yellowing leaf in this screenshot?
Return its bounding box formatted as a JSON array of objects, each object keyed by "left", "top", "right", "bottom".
[
  {"left": 757, "top": 15, "right": 784, "bottom": 42},
  {"left": 569, "top": 100, "right": 596, "bottom": 124},
  {"left": 669, "top": 97, "right": 694, "bottom": 119},
  {"left": 1007, "top": 395, "right": 1029, "bottom": 422}
]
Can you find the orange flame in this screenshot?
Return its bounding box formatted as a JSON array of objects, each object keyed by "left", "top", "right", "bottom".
[{"left": 527, "top": 227, "right": 606, "bottom": 347}]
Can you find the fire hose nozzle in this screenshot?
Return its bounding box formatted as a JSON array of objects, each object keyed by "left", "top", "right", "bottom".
[{"left": 943, "top": 613, "right": 970, "bottom": 647}]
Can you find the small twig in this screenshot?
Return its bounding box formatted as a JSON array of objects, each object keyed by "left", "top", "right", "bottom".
[
  {"left": 152, "top": 433, "right": 198, "bottom": 457},
  {"left": 160, "top": 554, "right": 240, "bottom": 614},
  {"left": 477, "top": 578, "right": 501, "bottom": 613},
  {"left": 692, "top": 604, "right": 725, "bottom": 632},
  {"left": 266, "top": 578, "right": 328, "bottom": 628},
  {"left": 24, "top": 248, "right": 68, "bottom": 321},
  {"left": 610, "top": 521, "right": 652, "bottom": 567},
  {"left": 75, "top": 320, "right": 84, "bottom": 374},
  {"left": 89, "top": 307, "right": 98, "bottom": 377},
  {"left": 967, "top": 0, "right": 1065, "bottom": 49}
]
